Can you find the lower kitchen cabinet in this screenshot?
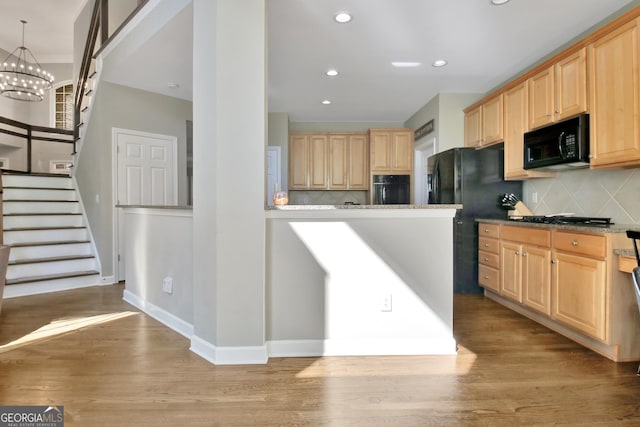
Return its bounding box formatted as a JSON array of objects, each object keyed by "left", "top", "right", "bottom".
[
  {"left": 552, "top": 251, "right": 606, "bottom": 340},
  {"left": 477, "top": 221, "right": 640, "bottom": 362}
]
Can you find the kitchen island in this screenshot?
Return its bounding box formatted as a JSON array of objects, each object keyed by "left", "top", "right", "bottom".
[{"left": 266, "top": 204, "right": 461, "bottom": 357}]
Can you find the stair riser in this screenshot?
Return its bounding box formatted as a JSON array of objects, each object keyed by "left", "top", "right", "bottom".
[
  {"left": 4, "top": 188, "right": 77, "bottom": 201},
  {"left": 2, "top": 176, "right": 73, "bottom": 189},
  {"left": 3, "top": 201, "right": 81, "bottom": 214},
  {"left": 4, "top": 215, "right": 84, "bottom": 229},
  {"left": 4, "top": 228, "right": 88, "bottom": 245},
  {"left": 4, "top": 274, "right": 102, "bottom": 297},
  {"left": 7, "top": 258, "right": 98, "bottom": 280},
  {"left": 9, "top": 243, "right": 93, "bottom": 261}
]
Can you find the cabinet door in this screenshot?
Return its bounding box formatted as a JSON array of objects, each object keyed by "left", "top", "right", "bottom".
[
  {"left": 529, "top": 66, "right": 555, "bottom": 130},
  {"left": 348, "top": 134, "right": 368, "bottom": 189},
  {"left": 482, "top": 94, "right": 504, "bottom": 146},
  {"left": 464, "top": 106, "right": 482, "bottom": 147},
  {"left": 309, "top": 135, "right": 328, "bottom": 189},
  {"left": 370, "top": 131, "right": 391, "bottom": 171},
  {"left": 552, "top": 252, "right": 607, "bottom": 340},
  {"left": 589, "top": 18, "right": 640, "bottom": 168},
  {"left": 391, "top": 131, "right": 413, "bottom": 171},
  {"left": 522, "top": 245, "right": 551, "bottom": 315},
  {"left": 328, "top": 135, "right": 348, "bottom": 189},
  {"left": 501, "top": 242, "right": 523, "bottom": 302},
  {"left": 289, "top": 135, "right": 309, "bottom": 189},
  {"left": 555, "top": 48, "right": 588, "bottom": 121},
  {"left": 504, "top": 82, "right": 529, "bottom": 179}
]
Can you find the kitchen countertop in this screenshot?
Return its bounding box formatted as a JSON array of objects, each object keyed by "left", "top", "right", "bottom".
[
  {"left": 476, "top": 218, "right": 640, "bottom": 234},
  {"left": 266, "top": 204, "right": 462, "bottom": 210},
  {"left": 117, "top": 205, "right": 192, "bottom": 210}
]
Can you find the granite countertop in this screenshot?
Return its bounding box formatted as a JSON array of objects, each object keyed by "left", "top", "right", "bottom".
[
  {"left": 476, "top": 218, "right": 640, "bottom": 234},
  {"left": 266, "top": 204, "right": 462, "bottom": 210}
]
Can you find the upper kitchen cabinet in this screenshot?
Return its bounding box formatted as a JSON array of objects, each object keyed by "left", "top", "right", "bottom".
[
  {"left": 369, "top": 129, "right": 414, "bottom": 173},
  {"left": 464, "top": 95, "right": 503, "bottom": 147},
  {"left": 504, "top": 81, "right": 555, "bottom": 180},
  {"left": 289, "top": 132, "right": 369, "bottom": 190},
  {"left": 589, "top": 18, "right": 640, "bottom": 168},
  {"left": 528, "top": 48, "right": 588, "bottom": 130}
]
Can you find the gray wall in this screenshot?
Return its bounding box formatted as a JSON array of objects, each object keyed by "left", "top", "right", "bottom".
[{"left": 75, "top": 81, "right": 192, "bottom": 277}]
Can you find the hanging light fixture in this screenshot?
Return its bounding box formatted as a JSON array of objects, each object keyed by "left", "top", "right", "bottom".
[{"left": 0, "top": 20, "right": 54, "bottom": 102}]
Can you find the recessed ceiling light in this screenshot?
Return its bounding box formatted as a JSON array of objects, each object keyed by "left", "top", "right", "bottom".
[
  {"left": 334, "top": 12, "right": 352, "bottom": 23},
  {"left": 321, "top": 100, "right": 332, "bottom": 105},
  {"left": 432, "top": 59, "right": 448, "bottom": 67},
  {"left": 490, "top": 0, "right": 510, "bottom": 5},
  {"left": 391, "top": 62, "right": 421, "bottom": 68},
  {"left": 326, "top": 69, "right": 339, "bottom": 77}
]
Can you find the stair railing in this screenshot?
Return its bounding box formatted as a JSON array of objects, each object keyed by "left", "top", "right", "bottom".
[
  {"left": 0, "top": 116, "right": 74, "bottom": 174},
  {"left": 73, "top": 0, "right": 149, "bottom": 154}
]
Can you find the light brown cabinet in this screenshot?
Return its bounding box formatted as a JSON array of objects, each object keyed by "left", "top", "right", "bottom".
[
  {"left": 589, "top": 18, "right": 640, "bottom": 168},
  {"left": 529, "top": 48, "right": 588, "bottom": 131},
  {"left": 289, "top": 132, "right": 369, "bottom": 191},
  {"left": 369, "top": 129, "right": 414, "bottom": 173},
  {"left": 480, "top": 223, "right": 640, "bottom": 362},
  {"left": 552, "top": 231, "right": 607, "bottom": 340},
  {"left": 464, "top": 95, "right": 503, "bottom": 147},
  {"left": 478, "top": 223, "right": 500, "bottom": 293},
  {"left": 503, "top": 82, "right": 553, "bottom": 180}
]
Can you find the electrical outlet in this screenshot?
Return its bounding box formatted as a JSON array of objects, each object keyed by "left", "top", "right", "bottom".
[
  {"left": 162, "top": 277, "right": 173, "bottom": 294},
  {"left": 381, "top": 294, "right": 392, "bottom": 312}
]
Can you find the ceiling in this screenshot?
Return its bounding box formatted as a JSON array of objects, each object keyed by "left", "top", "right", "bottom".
[{"left": 0, "top": 0, "right": 637, "bottom": 123}]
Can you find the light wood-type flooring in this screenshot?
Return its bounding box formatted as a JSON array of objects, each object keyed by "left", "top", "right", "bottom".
[{"left": 1, "top": 283, "right": 639, "bottom": 426}]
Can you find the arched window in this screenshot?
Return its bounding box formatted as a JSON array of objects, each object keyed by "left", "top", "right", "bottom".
[{"left": 54, "top": 83, "right": 74, "bottom": 130}]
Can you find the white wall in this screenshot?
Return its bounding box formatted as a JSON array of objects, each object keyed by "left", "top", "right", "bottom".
[{"left": 268, "top": 112, "right": 289, "bottom": 192}]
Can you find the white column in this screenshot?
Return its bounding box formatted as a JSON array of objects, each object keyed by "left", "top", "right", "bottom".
[{"left": 191, "top": 0, "right": 267, "bottom": 364}]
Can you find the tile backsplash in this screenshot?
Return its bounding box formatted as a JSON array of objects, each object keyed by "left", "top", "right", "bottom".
[
  {"left": 288, "top": 190, "right": 368, "bottom": 205},
  {"left": 522, "top": 168, "right": 640, "bottom": 225}
]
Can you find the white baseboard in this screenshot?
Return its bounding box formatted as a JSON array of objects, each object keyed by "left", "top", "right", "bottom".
[
  {"left": 267, "top": 337, "right": 458, "bottom": 357},
  {"left": 190, "top": 335, "right": 268, "bottom": 365},
  {"left": 122, "top": 289, "right": 194, "bottom": 339}
]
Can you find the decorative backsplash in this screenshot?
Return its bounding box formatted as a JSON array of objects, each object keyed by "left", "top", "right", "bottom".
[
  {"left": 522, "top": 167, "right": 640, "bottom": 225},
  {"left": 288, "top": 191, "right": 368, "bottom": 205}
]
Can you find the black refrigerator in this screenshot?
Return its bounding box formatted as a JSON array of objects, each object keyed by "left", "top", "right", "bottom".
[{"left": 427, "top": 144, "right": 522, "bottom": 294}]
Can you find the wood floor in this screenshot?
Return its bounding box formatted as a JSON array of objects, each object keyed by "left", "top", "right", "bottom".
[{"left": 1, "top": 284, "right": 639, "bottom": 426}]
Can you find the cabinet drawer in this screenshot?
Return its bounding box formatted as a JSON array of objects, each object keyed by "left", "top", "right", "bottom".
[
  {"left": 554, "top": 231, "right": 606, "bottom": 259},
  {"left": 479, "top": 250, "right": 500, "bottom": 269},
  {"left": 478, "top": 223, "right": 500, "bottom": 239},
  {"left": 479, "top": 237, "right": 500, "bottom": 254},
  {"left": 501, "top": 225, "right": 551, "bottom": 248},
  {"left": 479, "top": 264, "right": 500, "bottom": 292}
]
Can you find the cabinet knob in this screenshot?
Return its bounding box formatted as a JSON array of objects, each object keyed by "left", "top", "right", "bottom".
[
  {"left": 571, "top": 240, "right": 578, "bottom": 246},
  {"left": 484, "top": 276, "right": 489, "bottom": 280},
  {"left": 484, "top": 257, "right": 489, "bottom": 262},
  {"left": 551, "top": 259, "right": 557, "bottom": 264},
  {"left": 515, "top": 251, "right": 520, "bottom": 255},
  {"left": 522, "top": 252, "right": 528, "bottom": 257},
  {"left": 555, "top": 109, "right": 559, "bottom": 114},
  {"left": 484, "top": 243, "right": 489, "bottom": 247}
]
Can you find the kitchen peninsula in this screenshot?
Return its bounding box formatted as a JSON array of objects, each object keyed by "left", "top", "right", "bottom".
[{"left": 266, "top": 204, "right": 460, "bottom": 357}]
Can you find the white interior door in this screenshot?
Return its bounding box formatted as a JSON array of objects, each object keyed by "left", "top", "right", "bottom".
[
  {"left": 266, "top": 146, "right": 281, "bottom": 206},
  {"left": 114, "top": 128, "right": 178, "bottom": 281},
  {"left": 414, "top": 136, "right": 437, "bottom": 204}
]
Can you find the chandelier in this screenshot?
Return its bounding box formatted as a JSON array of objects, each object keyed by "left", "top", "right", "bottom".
[{"left": 0, "top": 20, "right": 54, "bottom": 102}]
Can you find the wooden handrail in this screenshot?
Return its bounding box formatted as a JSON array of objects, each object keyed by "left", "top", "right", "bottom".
[{"left": 0, "top": 116, "right": 75, "bottom": 174}]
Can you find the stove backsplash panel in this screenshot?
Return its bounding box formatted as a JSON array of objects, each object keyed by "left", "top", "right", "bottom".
[{"left": 522, "top": 168, "right": 640, "bottom": 225}]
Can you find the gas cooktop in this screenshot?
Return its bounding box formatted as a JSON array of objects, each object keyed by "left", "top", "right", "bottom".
[{"left": 510, "top": 216, "right": 613, "bottom": 227}]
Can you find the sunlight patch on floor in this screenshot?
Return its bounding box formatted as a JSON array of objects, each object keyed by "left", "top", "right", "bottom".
[{"left": 0, "top": 311, "right": 139, "bottom": 353}]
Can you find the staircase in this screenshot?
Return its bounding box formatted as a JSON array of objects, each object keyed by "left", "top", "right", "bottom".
[{"left": 2, "top": 172, "right": 101, "bottom": 297}]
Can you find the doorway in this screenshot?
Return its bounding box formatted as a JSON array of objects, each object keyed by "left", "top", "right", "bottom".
[
  {"left": 113, "top": 128, "right": 178, "bottom": 281},
  {"left": 414, "top": 136, "right": 437, "bottom": 204}
]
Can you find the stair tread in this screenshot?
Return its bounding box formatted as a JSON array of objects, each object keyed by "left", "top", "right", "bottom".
[
  {"left": 9, "top": 240, "right": 91, "bottom": 248},
  {"left": 6, "top": 270, "right": 100, "bottom": 286},
  {"left": 3, "top": 213, "right": 82, "bottom": 216},
  {"left": 3, "top": 199, "right": 78, "bottom": 203},
  {"left": 2, "top": 171, "right": 71, "bottom": 178},
  {"left": 5, "top": 226, "right": 86, "bottom": 231},
  {"left": 4, "top": 186, "right": 75, "bottom": 191},
  {"left": 9, "top": 254, "right": 95, "bottom": 265}
]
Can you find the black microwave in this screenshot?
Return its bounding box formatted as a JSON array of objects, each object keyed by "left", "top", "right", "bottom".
[{"left": 523, "top": 114, "right": 590, "bottom": 170}]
